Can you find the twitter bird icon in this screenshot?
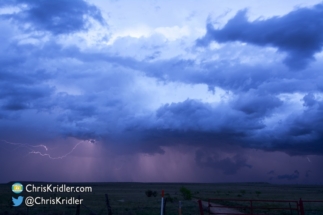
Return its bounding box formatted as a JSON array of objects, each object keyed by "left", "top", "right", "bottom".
[{"left": 12, "top": 196, "right": 24, "bottom": 207}]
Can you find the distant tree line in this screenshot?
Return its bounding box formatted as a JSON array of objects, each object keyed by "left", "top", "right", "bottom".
[{"left": 145, "top": 190, "right": 157, "bottom": 197}]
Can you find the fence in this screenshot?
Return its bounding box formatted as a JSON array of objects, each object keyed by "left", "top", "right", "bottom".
[
  {"left": 197, "top": 198, "right": 323, "bottom": 215},
  {"left": 75, "top": 195, "right": 323, "bottom": 215},
  {"left": 301, "top": 200, "right": 323, "bottom": 215},
  {"left": 75, "top": 192, "right": 171, "bottom": 215},
  {"left": 75, "top": 194, "right": 112, "bottom": 215}
]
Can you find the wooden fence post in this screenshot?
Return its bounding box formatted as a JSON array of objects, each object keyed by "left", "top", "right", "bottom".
[
  {"left": 198, "top": 200, "right": 204, "bottom": 215},
  {"left": 105, "top": 193, "right": 112, "bottom": 215},
  {"left": 75, "top": 195, "right": 80, "bottom": 215},
  {"left": 299, "top": 198, "right": 305, "bottom": 215}
]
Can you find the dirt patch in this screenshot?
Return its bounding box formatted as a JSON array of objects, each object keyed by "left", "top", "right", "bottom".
[{"left": 194, "top": 199, "right": 245, "bottom": 214}]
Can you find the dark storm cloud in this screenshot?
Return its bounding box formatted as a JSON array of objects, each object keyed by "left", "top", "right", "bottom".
[
  {"left": 305, "top": 170, "right": 311, "bottom": 178},
  {"left": 124, "top": 97, "right": 270, "bottom": 154},
  {"left": 231, "top": 91, "right": 283, "bottom": 117},
  {"left": 1, "top": 0, "right": 323, "bottom": 184},
  {"left": 131, "top": 94, "right": 323, "bottom": 156},
  {"left": 197, "top": 3, "right": 323, "bottom": 70},
  {"left": 154, "top": 98, "right": 265, "bottom": 132},
  {"left": 153, "top": 93, "right": 278, "bottom": 133},
  {"left": 303, "top": 93, "right": 317, "bottom": 107},
  {"left": 0, "top": 41, "right": 55, "bottom": 114},
  {"left": 1, "top": 12, "right": 323, "bottom": 164},
  {"left": 1, "top": 36, "right": 322, "bottom": 158},
  {"left": 277, "top": 170, "right": 300, "bottom": 180},
  {"left": 257, "top": 95, "right": 323, "bottom": 156},
  {"left": 0, "top": 35, "right": 143, "bottom": 145},
  {"left": 195, "top": 149, "right": 252, "bottom": 175},
  {"left": 0, "top": 68, "right": 51, "bottom": 85},
  {"left": 0, "top": 48, "right": 144, "bottom": 146},
  {"left": 141, "top": 56, "right": 322, "bottom": 95},
  {"left": 0, "top": 0, "right": 106, "bottom": 35},
  {"left": 267, "top": 170, "right": 275, "bottom": 175},
  {"left": 0, "top": 78, "right": 54, "bottom": 113}
]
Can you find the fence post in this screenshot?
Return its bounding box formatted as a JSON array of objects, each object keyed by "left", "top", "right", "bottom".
[
  {"left": 160, "top": 190, "right": 164, "bottom": 215},
  {"left": 250, "top": 200, "right": 253, "bottom": 215},
  {"left": 208, "top": 199, "right": 211, "bottom": 215},
  {"left": 198, "top": 200, "right": 204, "bottom": 215},
  {"left": 299, "top": 198, "right": 305, "bottom": 215},
  {"left": 179, "top": 201, "right": 182, "bottom": 215},
  {"left": 75, "top": 195, "right": 80, "bottom": 215},
  {"left": 105, "top": 193, "right": 112, "bottom": 215}
]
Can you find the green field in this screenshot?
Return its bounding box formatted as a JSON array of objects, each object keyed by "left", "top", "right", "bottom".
[{"left": 1, "top": 182, "right": 322, "bottom": 215}]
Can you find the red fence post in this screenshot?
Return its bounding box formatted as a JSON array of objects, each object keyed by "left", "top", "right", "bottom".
[
  {"left": 299, "top": 198, "right": 305, "bottom": 215},
  {"left": 160, "top": 190, "right": 164, "bottom": 215},
  {"left": 250, "top": 200, "right": 253, "bottom": 215},
  {"left": 198, "top": 200, "right": 204, "bottom": 215}
]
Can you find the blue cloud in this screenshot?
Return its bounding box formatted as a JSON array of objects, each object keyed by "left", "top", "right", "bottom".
[
  {"left": 197, "top": 4, "right": 323, "bottom": 70},
  {"left": 0, "top": 10, "right": 322, "bottom": 159},
  {"left": 195, "top": 149, "right": 252, "bottom": 175},
  {"left": 277, "top": 170, "right": 300, "bottom": 180},
  {"left": 1, "top": 0, "right": 106, "bottom": 35}
]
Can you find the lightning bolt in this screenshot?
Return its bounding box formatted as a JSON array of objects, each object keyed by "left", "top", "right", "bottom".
[
  {"left": 307, "top": 157, "right": 311, "bottom": 163},
  {"left": 28, "top": 141, "right": 83, "bottom": 159},
  {"left": 1, "top": 139, "right": 94, "bottom": 160},
  {"left": 1, "top": 139, "right": 49, "bottom": 151}
]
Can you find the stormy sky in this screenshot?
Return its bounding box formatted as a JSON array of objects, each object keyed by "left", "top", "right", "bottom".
[{"left": 0, "top": 0, "right": 323, "bottom": 184}]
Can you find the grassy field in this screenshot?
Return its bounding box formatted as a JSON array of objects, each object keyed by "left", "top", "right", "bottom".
[{"left": 0, "top": 182, "right": 322, "bottom": 215}]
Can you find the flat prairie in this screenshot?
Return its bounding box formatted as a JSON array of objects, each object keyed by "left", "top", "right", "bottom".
[{"left": 1, "top": 182, "right": 322, "bottom": 215}]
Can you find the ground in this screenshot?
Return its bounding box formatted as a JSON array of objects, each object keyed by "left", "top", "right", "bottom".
[{"left": 0, "top": 182, "right": 322, "bottom": 215}]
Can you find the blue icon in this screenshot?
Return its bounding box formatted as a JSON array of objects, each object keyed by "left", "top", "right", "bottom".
[
  {"left": 12, "top": 196, "right": 24, "bottom": 207},
  {"left": 12, "top": 183, "right": 23, "bottom": 194}
]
